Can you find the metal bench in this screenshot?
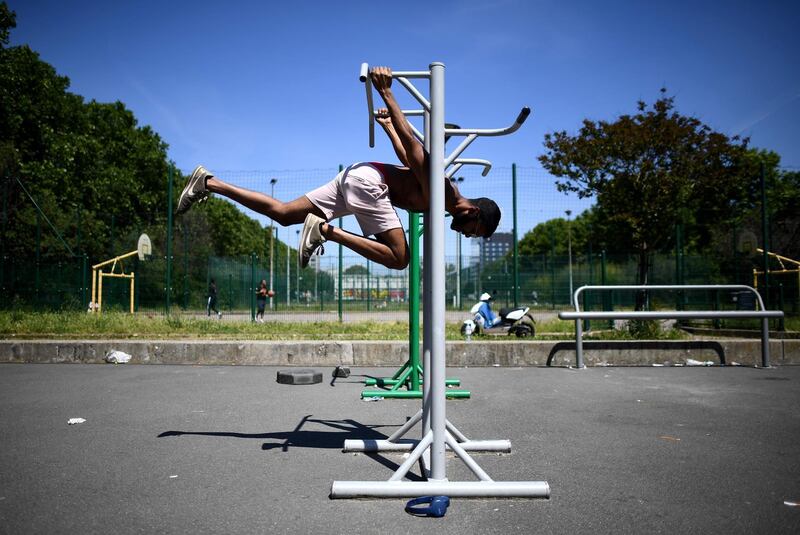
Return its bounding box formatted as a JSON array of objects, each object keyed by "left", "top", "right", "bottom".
[{"left": 558, "top": 285, "right": 784, "bottom": 368}]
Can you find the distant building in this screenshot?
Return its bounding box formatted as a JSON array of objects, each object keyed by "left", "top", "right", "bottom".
[
  {"left": 473, "top": 232, "right": 513, "bottom": 265},
  {"left": 333, "top": 269, "right": 408, "bottom": 302}
]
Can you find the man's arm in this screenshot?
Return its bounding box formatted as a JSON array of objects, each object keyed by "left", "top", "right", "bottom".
[
  {"left": 375, "top": 108, "right": 410, "bottom": 168},
  {"left": 371, "top": 67, "right": 429, "bottom": 200}
]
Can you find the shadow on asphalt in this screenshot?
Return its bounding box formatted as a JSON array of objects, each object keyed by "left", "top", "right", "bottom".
[
  {"left": 158, "top": 414, "right": 424, "bottom": 479},
  {"left": 158, "top": 414, "right": 399, "bottom": 451}
]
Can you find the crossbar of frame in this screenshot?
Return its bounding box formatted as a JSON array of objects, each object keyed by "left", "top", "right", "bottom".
[
  {"left": 343, "top": 408, "right": 510, "bottom": 453},
  {"left": 330, "top": 481, "right": 551, "bottom": 498}
]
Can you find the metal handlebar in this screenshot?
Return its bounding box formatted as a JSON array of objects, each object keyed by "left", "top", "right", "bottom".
[
  {"left": 359, "top": 62, "right": 530, "bottom": 154},
  {"left": 360, "top": 63, "right": 433, "bottom": 148},
  {"left": 359, "top": 63, "right": 376, "bottom": 147},
  {"left": 571, "top": 284, "right": 768, "bottom": 312},
  {"left": 445, "top": 107, "right": 532, "bottom": 137},
  {"left": 446, "top": 159, "right": 492, "bottom": 179}
]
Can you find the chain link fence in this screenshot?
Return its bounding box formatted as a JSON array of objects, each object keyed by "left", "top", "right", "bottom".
[
  {"left": 2, "top": 165, "right": 797, "bottom": 320},
  {"left": 3, "top": 251, "right": 797, "bottom": 321}
]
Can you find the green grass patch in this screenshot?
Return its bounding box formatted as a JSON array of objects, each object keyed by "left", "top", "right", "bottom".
[
  {"left": 0, "top": 311, "right": 793, "bottom": 341},
  {"left": 0, "top": 311, "right": 422, "bottom": 340}
]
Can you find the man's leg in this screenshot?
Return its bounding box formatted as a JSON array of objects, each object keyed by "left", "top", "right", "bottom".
[
  {"left": 320, "top": 225, "right": 409, "bottom": 270},
  {"left": 208, "top": 172, "right": 409, "bottom": 270},
  {"left": 206, "top": 177, "right": 325, "bottom": 226}
]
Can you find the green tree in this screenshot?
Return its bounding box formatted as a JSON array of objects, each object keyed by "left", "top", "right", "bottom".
[
  {"left": 539, "top": 89, "right": 752, "bottom": 302},
  {"left": 517, "top": 213, "right": 592, "bottom": 257},
  {"left": 344, "top": 264, "right": 368, "bottom": 275},
  {"left": 0, "top": 2, "right": 14, "bottom": 48},
  {"left": 0, "top": 9, "right": 170, "bottom": 260},
  {"left": 201, "top": 198, "right": 268, "bottom": 257}
]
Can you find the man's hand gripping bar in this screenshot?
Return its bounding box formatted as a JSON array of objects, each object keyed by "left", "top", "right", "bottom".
[{"left": 360, "top": 62, "right": 430, "bottom": 148}]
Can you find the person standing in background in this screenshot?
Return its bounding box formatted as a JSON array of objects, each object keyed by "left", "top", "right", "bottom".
[
  {"left": 256, "top": 279, "right": 267, "bottom": 323},
  {"left": 208, "top": 278, "right": 221, "bottom": 319}
]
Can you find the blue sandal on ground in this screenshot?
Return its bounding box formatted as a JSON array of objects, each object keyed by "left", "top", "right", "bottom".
[{"left": 404, "top": 495, "right": 450, "bottom": 517}]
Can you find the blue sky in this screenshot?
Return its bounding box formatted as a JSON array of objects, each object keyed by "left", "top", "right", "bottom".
[{"left": 8, "top": 0, "right": 799, "bottom": 256}]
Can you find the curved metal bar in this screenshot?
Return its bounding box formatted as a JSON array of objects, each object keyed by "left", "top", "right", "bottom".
[
  {"left": 445, "top": 159, "right": 493, "bottom": 179},
  {"left": 445, "top": 107, "right": 531, "bottom": 137},
  {"left": 559, "top": 310, "right": 783, "bottom": 320},
  {"left": 445, "top": 163, "right": 463, "bottom": 180},
  {"left": 571, "top": 284, "right": 767, "bottom": 312},
  {"left": 455, "top": 158, "right": 492, "bottom": 176},
  {"left": 396, "top": 77, "right": 430, "bottom": 111},
  {"left": 407, "top": 121, "right": 425, "bottom": 144},
  {"left": 444, "top": 134, "right": 477, "bottom": 167},
  {"left": 359, "top": 63, "right": 375, "bottom": 147}
]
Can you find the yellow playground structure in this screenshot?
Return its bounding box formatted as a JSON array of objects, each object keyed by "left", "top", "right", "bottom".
[
  {"left": 753, "top": 248, "right": 800, "bottom": 302},
  {"left": 90, "top": 234, "right": 151, "bottom": 314}
]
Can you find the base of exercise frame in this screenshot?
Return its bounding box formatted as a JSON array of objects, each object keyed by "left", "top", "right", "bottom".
[
  {"left": 330, "top": 480, "right": 550, "bottom": 499},
  {"left": 343, "top": 438, "right": 511, "bottom": 453},
  {"left": 364, "top": 377, "right": 461, "bottom": 387},
  {"left": 361, "top": 389, "right": 470, "bottom": 399}
]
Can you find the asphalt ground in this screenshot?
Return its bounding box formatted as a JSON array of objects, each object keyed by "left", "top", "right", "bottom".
[{"left": 0, "top": 363, "right": 798, "bottom": 534}]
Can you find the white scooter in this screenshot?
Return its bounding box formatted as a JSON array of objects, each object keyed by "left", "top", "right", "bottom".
[{"left": 461, "top": 293, "right": 536, "bottom": 338}]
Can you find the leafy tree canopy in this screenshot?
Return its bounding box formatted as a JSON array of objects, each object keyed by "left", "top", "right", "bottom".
[
  {"left": 344, "top": 264, "right": 369, "bottom": 275},
  {"left": 538, "top": 89, "right": 753, "bottom": 284},
  {"left": 0, "top": 1, "right": 14, "bottom": 48},
  {"left": 0, "top": 4, "right": 285, "bottom": 263},
  {"left": 518, "top": 214, "right": 587, "bottom": 257}
]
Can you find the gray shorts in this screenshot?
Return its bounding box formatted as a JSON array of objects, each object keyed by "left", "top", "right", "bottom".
[{"left": 305, "top": 163, "right": 402, "bottom": 237}]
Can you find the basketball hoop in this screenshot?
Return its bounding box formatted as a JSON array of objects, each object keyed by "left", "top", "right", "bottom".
[
  {"left": 137, "top": 234, "right": 152, "bottom": 261},
  {"left": 737, "top": 230, "right": 757, "bottom": 254}
]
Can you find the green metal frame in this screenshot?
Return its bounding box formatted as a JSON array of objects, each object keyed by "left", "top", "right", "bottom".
[{"left": 361, "top": 213, "right": 469, "bottom": 399}]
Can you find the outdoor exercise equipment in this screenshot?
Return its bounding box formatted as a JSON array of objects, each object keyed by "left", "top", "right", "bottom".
[
  {"left": 560, "top": 285, "right": 784, "bottom": 368},
  {"left": 90, "top": 234, "right": 151, "bottom": 314},
  {"left": 330, "top": 62, "right": 549, "bottom": 499}
]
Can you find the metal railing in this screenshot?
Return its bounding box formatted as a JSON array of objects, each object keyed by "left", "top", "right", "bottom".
[{"left": 558, "top": 285, "right": 785, "bottom": 368}]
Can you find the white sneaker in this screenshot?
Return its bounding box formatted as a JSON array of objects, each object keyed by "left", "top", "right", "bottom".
[
  {"left": 217, "top": 312, "right": 222, "bottom": 319},
  {"left": 299, "top": 213, "right": 327, "bottom": 269},
  {"left": 176, "top": 165, "right": 212, "bottom": 215}
]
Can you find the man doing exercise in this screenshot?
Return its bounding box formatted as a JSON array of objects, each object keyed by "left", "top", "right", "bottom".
[{"left": 176, "top": 67, "right": 501, "bottom": 270}]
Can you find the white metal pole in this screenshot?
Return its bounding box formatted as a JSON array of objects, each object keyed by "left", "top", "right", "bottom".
[{"left": 428, "top": 62, "right": 446, "bottom": 481}]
